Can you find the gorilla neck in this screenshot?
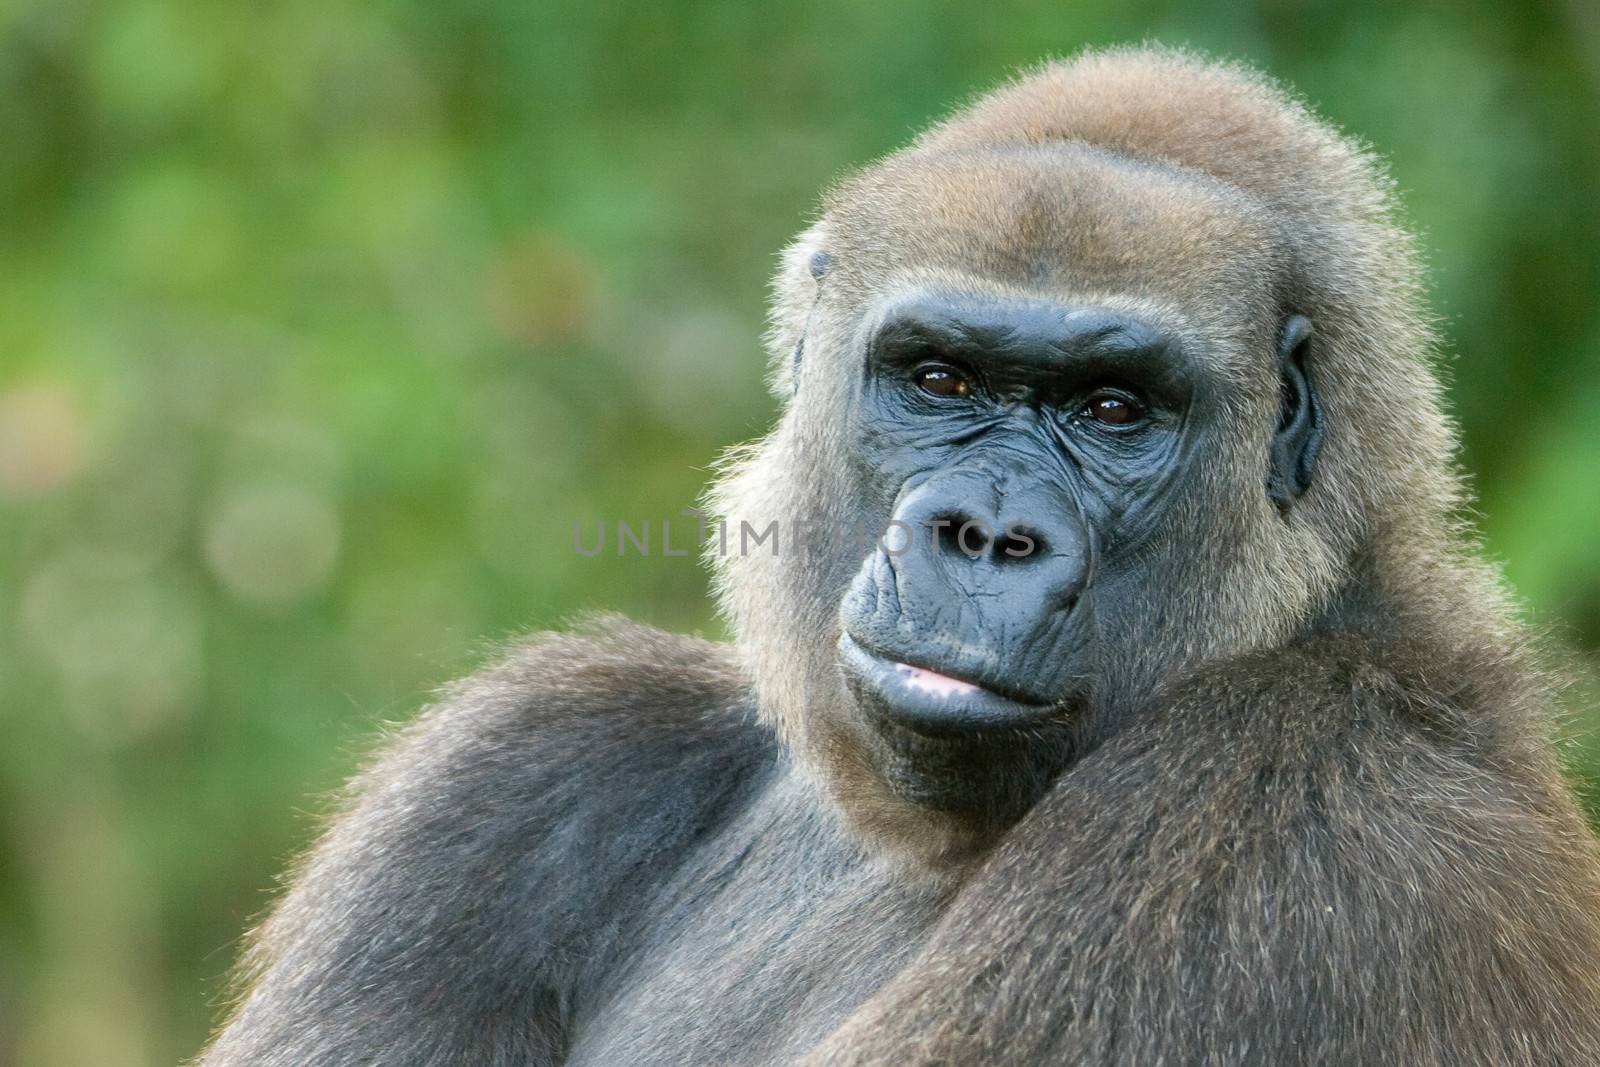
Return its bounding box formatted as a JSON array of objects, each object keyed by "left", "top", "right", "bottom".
[{"left": 1305, "top": 540, "right": 1510, "bottom": 653}]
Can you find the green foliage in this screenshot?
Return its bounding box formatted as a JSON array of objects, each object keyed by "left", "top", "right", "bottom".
[{"left": 1, "top": 2, "right": 1597, "bottom": 1062}]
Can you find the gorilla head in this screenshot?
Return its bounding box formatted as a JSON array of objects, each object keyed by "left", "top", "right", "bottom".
[{"left": 711, "top": 49, "right": 1451, "bottom": 858}]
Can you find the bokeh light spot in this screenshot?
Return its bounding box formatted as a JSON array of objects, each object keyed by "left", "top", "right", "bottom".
[
  {"left": 202, "top": 485, "right": 342, "bottom": 610},
  {"left": 0, "top": 384, "right": 88, "bottom": 498}
]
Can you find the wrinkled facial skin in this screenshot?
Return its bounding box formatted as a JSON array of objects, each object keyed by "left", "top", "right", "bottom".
[{"left": 831, "top": 287, "right": 1320, "bottom": 824}]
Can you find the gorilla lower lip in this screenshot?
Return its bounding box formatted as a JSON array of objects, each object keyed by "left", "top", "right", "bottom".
[
  {"left": 838, "top": 632, "right": 1057, "bottom": 737},
  {"left": 898, "top": 664, "right": 982, "bottom": 697}
]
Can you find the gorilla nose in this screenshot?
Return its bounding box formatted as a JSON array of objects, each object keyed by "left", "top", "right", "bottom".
[{"left": 889, "top": 470, "right": 1088, "bottom": 611}]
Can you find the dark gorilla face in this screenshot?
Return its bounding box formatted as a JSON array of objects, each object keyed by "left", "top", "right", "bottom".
[
  {"left": 712, "top": 146, "right": 1340, "bottom": 852},
  {"left": 832, "top": 287, "right": 1320, "bottom": 823}
]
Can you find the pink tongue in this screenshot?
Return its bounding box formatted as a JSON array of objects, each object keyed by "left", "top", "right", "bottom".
[{"left": 897, "top": 663, "right": 980, "bottom": 697}]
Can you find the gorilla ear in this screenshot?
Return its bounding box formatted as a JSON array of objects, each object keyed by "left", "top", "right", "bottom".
[
  {"left": 1267, "top": 314, "right": 1323, "bottom": 513},
  {"left": 792, "top": 251, "right": 833, "bottom": 389}
]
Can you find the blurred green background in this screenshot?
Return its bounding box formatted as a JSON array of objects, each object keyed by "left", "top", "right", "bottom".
[{"left": 1, "top": 1, "right": 1598, "bottom": 1063}]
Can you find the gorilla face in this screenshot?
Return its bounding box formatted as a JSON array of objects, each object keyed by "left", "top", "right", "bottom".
[
  {"left": 714, "top": 146, "right": 1339, "bottom": 846},
  {"left": 832, "top": 287, "right": 1320, "bottom": 819}
]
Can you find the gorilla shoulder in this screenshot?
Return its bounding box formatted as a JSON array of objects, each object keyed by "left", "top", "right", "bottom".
[
  {"left": 345, "top": 615, "right": 771, "bottom": 908},
  {"left": 396, "top": 616, "right": 771, "bottom": 863},
  {"left": 203, "top": 618, "right": 770, "bottom": 1066}
]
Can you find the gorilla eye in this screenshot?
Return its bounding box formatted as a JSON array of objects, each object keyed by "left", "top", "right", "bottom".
[
  {"left": 1084, "top": 391, "right": 1145, "bottom": 427},
  {"left": 914, "top": 365, "right": 972, "bottom": 399}
]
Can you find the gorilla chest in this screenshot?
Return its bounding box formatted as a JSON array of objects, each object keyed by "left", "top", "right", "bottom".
[{"left": 565, "top": 808, "right": 947, "bottom": 1065}]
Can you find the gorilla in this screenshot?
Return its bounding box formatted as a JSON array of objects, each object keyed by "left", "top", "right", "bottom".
[{"left": 198, "top": 48, "right": 1600, "bottom": 1066}]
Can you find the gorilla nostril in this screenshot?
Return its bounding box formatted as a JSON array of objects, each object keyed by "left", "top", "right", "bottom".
[
  {"left": 929, "top": 512, "right": 992, "bottom": 558},
  {"left": 995, "top": 524, "right": 1047, "bottom": 563},
  {"left": 922, "top": 513, "right": 1053, "bottom": 563}
]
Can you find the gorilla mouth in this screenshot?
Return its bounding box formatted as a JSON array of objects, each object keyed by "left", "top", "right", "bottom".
[{"left": 837, "top": 632, "right": 1061, "bottom": 737}]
